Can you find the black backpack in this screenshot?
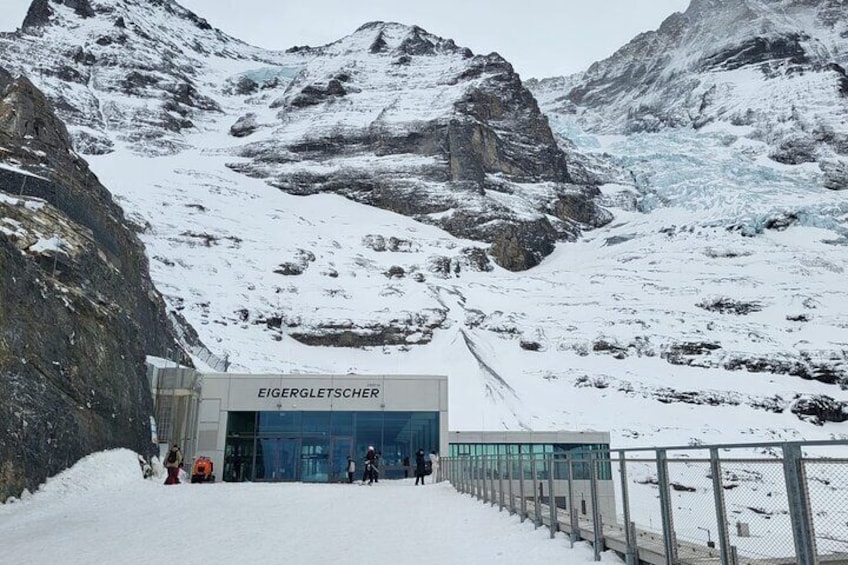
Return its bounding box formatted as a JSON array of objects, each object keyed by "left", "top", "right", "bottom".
[{"left": 167, "top": 450, "right": 178, "bottom": 464}]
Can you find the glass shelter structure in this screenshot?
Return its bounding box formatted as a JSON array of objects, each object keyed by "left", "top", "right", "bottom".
[{"left": 447, "top": 431, "right": 616, "bottom": 521}]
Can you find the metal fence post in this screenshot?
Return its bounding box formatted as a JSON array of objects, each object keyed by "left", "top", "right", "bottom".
[
  {"left": 619, "top": 452, "right": 638, "bottom": 565},
  {"left": 506, "top": 455, "right": 515, "bottom": 516},
  {"left": 467, "top": 457, "right": 472, "bottom": 496},
  {"left": 782, "top": 443, "right": 818, "bottom": 565},
  {"left": 709, "top": 448, "right": 732, "bottom": 565},
  {"left": 590, "top": 452, "right": 605, "bottom": 561},
  {"left": 462, "top": 458, "right": 467, "bottom": 495},
  {"left": 531, "top": 455, "right": 541, "bottom": 528},
  {"left": 483, "top": 457, "right": 495, "bottom": 503},
  {"left": 656, "top": 449, "right": 679, "bottom": 565},
  {"left": 498, "top": 455, "right": 504, "bottom": 512},
  {"left": 490, "top": 455, "right": 497, "bottom": 507},
  {"left": 548, "top": 453, "right": 557, "bottom": 539},
  {"left": 519, "top": 455, "right": 527, "bottom": 523},
  {"left": 477, "top": 456, "right": 484, "bottom": 501},
  {"left": 568, "top": 456, "right": 579, "bottom": 546}
]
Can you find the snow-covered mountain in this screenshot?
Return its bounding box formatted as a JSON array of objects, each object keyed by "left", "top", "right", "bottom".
[
  {"left": 0, "top": 0, "right": 846, "bottom": 467},
  {"left": 1, "top": 1, "right": 609, "bottom": 272},
  {"left": 529, "top": 0, "right": 848, "bottom": 189}
]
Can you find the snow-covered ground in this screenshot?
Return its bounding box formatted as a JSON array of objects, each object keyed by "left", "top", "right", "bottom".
[{"left": 0, "top": 450, "right": 618, "bottom": 565}]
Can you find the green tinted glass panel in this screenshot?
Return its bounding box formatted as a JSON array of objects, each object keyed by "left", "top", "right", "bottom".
[
  {"left": 258, "top": 412, "right": 302, "bottom": 434},
  {"left": 226, "top": 412, "right": 255, "bottom": 435}
]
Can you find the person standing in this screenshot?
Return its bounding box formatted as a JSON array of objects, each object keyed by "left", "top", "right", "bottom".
[
  {"left": 362, "top": 446, "right": 376, "bottom": 484},
  {"left": 414, "top": 448, "right": 426, "bottom": 486},
  {"left": 429, "top": 450, "right": 440, "bottom": 482},
  {"left": 346, "top": 456, "right": 355, "bottom": 484},
  {"left": 163, "top": 444, "right": 183, "bottom": 485}
]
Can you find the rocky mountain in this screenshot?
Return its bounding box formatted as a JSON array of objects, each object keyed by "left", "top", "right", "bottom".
[
  {"left": 0, "top": 66, "right": 180, "bottom": 500},
  {"left": 1, "top": 0, "right": 846, "bottom": 499},
  {"left": 0, "top": 1, "right": 609, "bottom": 272},
  {"left": 529, "top": 0, "right": 848, "bottom": 189}
]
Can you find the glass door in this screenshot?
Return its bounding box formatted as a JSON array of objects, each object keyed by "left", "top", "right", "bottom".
[
  {"left": 330, "top": 437, "right": 353, "bottom": 482},
  {"left": 300, "top": 438, "right": 330, "bottom": 483},
  {"left": 256, "top": 438, "right": 299, "bottom": 481}
]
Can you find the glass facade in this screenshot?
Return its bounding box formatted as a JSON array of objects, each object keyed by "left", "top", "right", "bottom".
[
  {"left": 448, "top": 442, "right": 613, "bottom": 480},
  {"left": 224, "top": 410, "right": 439, "bottom": 482}
]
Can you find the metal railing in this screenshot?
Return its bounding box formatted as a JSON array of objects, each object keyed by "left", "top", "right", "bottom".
[{"left": 440, "top": 440, "right": 848, "bottom": 565}]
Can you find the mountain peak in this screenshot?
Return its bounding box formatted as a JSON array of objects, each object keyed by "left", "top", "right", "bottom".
[
  {"left": 328, "top": 21, "right": 474, "bottom": 59},
  {"left": 21, "top": 0, "right": 216, "bottom": 36},
  {"left": 22, "top": 0, "right": 94, "bottom": 29}
]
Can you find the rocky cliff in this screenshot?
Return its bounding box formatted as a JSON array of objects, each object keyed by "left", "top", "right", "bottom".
[
  {"left": 0, "top": 66, "right": 178, "bottom": 500},
  {"left": 228, "top": 22, "right": 610, "bottom": 270}
]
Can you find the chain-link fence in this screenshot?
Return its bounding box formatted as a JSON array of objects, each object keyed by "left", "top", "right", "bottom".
[
  {"left": 804, "top": 457, "right": 848, "bottom": 556},
  {"left": 442, "top": 440, "right": 848, "bottom": 565}
]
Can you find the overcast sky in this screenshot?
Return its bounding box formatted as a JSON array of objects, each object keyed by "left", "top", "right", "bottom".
[{"left": 0, "top": 0, "right": 691, "bottom": 78}]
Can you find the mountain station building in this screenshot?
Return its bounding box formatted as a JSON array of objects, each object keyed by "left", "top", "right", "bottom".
[{"left": 147, "top": 362, "right": 613, "bottom": 516}]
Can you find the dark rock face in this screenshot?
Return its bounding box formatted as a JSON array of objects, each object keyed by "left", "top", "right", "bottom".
[
  {"left": 230, "top": 23, "right": 608, "bottom": 271},
  {"left": 22, "top": 0, "right": 54, "bottom": 29},
  {"left": 821, "top": 159, "right": 848, "bottom": 190},
  {"left": 700, "top": 34, "right": 810, "bottom": 72},
  {"left": 0, "top": 71, "right": 178, "bottom": 500},
  {"left": 23, "top": 0, "right": 94, "bottom": 29},
  {"left": 696, "top": 297, "right": 763, "bottom": 315},
  {"left": 288, "top": 308, "right": 448, "bottom": 347},
  {"left": 791, "top": 395, "right": 848, "bottom": 425}
]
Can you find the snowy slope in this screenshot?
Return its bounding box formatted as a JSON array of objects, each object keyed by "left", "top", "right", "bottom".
[
  {"left": 529, "top": 0, "right": 848, "bottom": 193},
  {"left": 0, "top": 0, "right": 845, "bottom": 452},
  {"left": 0, "top": 450, "right": 609, "bottom": 565}
]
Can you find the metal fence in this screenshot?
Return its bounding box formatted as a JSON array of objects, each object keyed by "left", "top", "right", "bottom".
[{"left": 440, "top": 440, "right": 848, "bottom": 565}]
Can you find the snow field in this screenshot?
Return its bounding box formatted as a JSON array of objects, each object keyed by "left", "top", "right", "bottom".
[{"left": 0, "top": 450, "right": 619, "bottom": 565}]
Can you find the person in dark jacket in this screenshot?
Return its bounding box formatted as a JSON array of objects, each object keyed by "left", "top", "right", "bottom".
[
  {"left": 163, "top": 444, "right": 183, "bottom": 485},
  {"left": 362, "top": 446, "right": 376, "bottom": 484},
  {"left": 414, "top": 448, "right": 426, "bottom": 485}
]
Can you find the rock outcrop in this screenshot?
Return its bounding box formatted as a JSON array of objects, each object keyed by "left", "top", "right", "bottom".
[
  {"left": 0, "top": 67, "right": 178, "bottom": 500},
  {"left": 228, "top": 22, "right": 609, "bottom": 271}
]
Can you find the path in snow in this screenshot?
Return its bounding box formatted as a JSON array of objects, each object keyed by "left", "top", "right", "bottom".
[{"left": 0, "top": 450, "right": 614, "bottom": 565}]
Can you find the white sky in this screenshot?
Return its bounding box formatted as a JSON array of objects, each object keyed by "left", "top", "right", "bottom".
[{"left": 0, "top": 0, "right": 691, "bottom": 78}]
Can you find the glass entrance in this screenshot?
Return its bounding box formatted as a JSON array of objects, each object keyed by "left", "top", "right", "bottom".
[
  {"left": 330, "top": 437, "right": 353, "bottom": 482},
  {"left": 225, "top": 409, "right": 441, "bottom": 482},
  {"left": 256, "top": 438, "right": 299, "bottom": 481},
  {"left": 300, "top": 438, "right": 330, "bottom": 482}
]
